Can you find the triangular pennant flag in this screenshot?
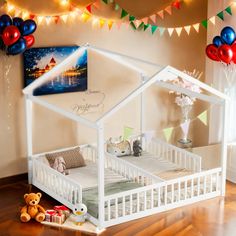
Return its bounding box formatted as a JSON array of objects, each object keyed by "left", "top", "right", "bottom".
[
  {"left": 157, "top": 10, "right": 164, "bottom": 19},
  {"left": 165, "top": 5, "right": 172, "bottom": 15},
  {"left": 150, "top": 14, "right": 156, "bottom": 23},
  {"left": 225, "top": 6, "right": 232, "bottom": 15},
  {"left": 54, "top": 16, "right": 60, "bottom": 24},
  {"left": 138, "top": 22, "right": 144, "bottom": 30},
  {"left": 45, "top": 16, "right": 51, "bottom": 25},
  {"left": 151, "top": 25, "right": 158, "bottom": 34},
  {"left": 168, "top": 28, "right": 174, "bottom": 36},
  {"left": 115, "top": 3, "right": 120, "bottom": 11},
  {"left": 129, "top": 15, "right": 136, "bottom": 21},
  {"left": 143, "top": 130, "right": 155, "bottom": 142},
  {"left": 116, "top": 21, "right": 122, "bottom": 29},
  {"left": 99, "top": 19, "right": 105, "bottom": 28},
  {"left": 142, "top": 17, "right": 148, "bottom": 24},
  {"left": 61, "top": 15, "right": 68, "bottom": 23},
  {"left": 69, "top": 11, "right": 77, "bottom": 19},
  {"left": 158, "top": 27, "right": 166, "bottom": 36},
  {"left": 121, "top": 9, "right": 128, "bottom": 18},
  {"left": 201, "top": 19, "right": 208, "bottom": 28},
  {"left": 184, "top": 25, "right": 191, "bottom": 35},
  {"left": 22, "top": 11, "right": 29, "bottom": 20},
  {"left": 217, "top": 11, "right": 224, "bottom": 20},
  {"left": 144, "top": 24, "right": 150, "bottom": 31},
  {"left": 198, "top": 110, "right": 208, "bottom": 126},
  {"left": 163, "top": 127, "right": 174, "bottom": 142},
  {"left": 29, "top": 14, "right": 35, "bottom": 20},
  {"left": 180, "top": 120, "right": 190, "bottom": 138},
  {"left": 86, "top": 4, "right": 92, "bottom": 13},
  {"left": 175, "top": 27, "right": 182, "bottom": 36},
  {"left": 192, "top": 23, "right": 200, "bottom": 32},
  {"left": 123, "top": 126, "right": 134, "bottom": 140},
  {"left": 102, "top": 0, "right": 108, "bottom": 4},
  {"left": 130, "top": 21, "right": 137, "bottom": 30},
  {"left": 134, "top": 20, "right": 141, "bottom": 28},
  {"left": 209, "top": 16, "right": 216, "bottom": 25},
  {"left": 172, "top": 0, "right": 181, "bottom": 10},
  {"left": 92, "top": 18, "right": 98, "bottom": 26},
  {"left": 81, "top": 12, "right": 91, "bottom": 22},
  {"left": 107, "top": 20, "right": 113, "bottom": 30},
  {"left": 37, "top": 16, "right": 44, "bottom": 24}
]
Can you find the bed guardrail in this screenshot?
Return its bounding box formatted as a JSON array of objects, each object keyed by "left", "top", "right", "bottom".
[
  {"left": 103, "top": 167, "right": 221, "bottom": 227},
  {"left": 142, "top": 137, "right": 202, "bottom": 172},
  {"left": 105, "top": 152, "right": 164, "bottom": 185},
  {"left": 32, "top": 158, "right": 82, "bottom": 210}
]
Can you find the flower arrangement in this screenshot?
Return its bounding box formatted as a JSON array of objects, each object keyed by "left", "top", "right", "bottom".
[{"left": 170, "top": 70, "right": 202, "bottom": 107}]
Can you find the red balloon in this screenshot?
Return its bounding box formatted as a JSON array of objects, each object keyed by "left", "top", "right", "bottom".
[
  {"left": 206, "top": 44, "right": 220, "bottom": 61},
  {"left": 24, "top": 35, "right": 35, "bottom": 48},
  {"left": 218, "top": 44, "right": 233, "bottom": 64},
  {"left": 231, "top": 44, "right": 236, "bottom": 64},
  {"left": 2, "top": 25, "right": 21, "bottom": 46}
]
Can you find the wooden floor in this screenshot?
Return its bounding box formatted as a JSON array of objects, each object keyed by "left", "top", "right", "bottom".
[{"left": 1, "top": 180, "right": 236, "bottom": 236}]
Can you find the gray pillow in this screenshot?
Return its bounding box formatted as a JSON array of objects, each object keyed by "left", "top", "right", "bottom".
[{"left": 46, "top": 147, "right": 86, "bottom": 169}]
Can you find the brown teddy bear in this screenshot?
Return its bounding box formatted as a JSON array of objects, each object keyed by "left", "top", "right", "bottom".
[{"left": 20, "top": 192, "right": 46, "bottom": 223}]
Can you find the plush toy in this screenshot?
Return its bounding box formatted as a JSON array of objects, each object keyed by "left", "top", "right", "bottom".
[
  {"left": 20, "top": 192, "right": 46, "bottom": 223},
  {"left": 52, "top": 156, "right": 69, "bottom": 175},
  {"left": 73, "top": 203, "right": 87, "bottom": 226},
  {"left": 133, "top": 140, "right": 142, "bottom": 157},
  {"left": 107, "top": 137, "right": 131, "bottom": 157}
]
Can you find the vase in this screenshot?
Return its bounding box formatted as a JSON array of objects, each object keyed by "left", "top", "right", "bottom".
[{"left": 178, "top": 104, "right": 192, "bottom": 148}]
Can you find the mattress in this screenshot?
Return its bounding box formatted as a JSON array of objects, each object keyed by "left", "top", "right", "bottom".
[
  {"left": 38, "top": 156, "right": 128, "bottom": 190},
  {"left": 120, "top": 152, "right": 193, "bottom": 180}
]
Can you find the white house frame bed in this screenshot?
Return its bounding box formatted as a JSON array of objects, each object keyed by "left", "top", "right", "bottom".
[{"left": 23, "top": 44, "right": 229, "bottom": 229}]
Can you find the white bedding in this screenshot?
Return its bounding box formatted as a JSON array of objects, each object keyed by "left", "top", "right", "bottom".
[
  {"left": 38, "top": 156, "right": 127, "bottom": 190},
  {"left": 121, "top": 151, "right": 178, "bottom": 174}
]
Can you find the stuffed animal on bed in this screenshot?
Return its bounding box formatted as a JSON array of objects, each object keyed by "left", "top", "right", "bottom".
[
  {"left": 133, "top": 140, "right": 142, "bottom": 157},
  {"left": 73, "top": 203, "right": 87, "bottom": 226},
  {"left": 20, "top": 192, "right": 46, "bottom": 223},
  {"left": 107, "top": 137, "right": 131, "bottom": 157},
  {"left": 52, "top": 156, "right": 69, "bottom": 175}
]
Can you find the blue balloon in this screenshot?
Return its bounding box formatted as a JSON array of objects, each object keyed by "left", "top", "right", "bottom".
[
  {"left": 20, "top": 19, "right": 37, "bottom": 36},
  {"left": 213, "top": 36, "right": 223, "bottom": 47},
  {"left": 7, "top": 38, "right": 26, "bottom": 55},
  {"left": 221, "top": 26, "right": 236, "bottom": 45},
  {"left": 12, "top": 17, "right": 24, "bottom": 29},
  {"left": 0, "top": 14, "right": 12, "bottom": 34}
]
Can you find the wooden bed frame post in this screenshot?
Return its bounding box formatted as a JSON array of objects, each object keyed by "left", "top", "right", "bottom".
[
  {"left": 140, "top": 74, "right": 146, "bottom": 147},
  {"left": 25, "top": 96, "right": 33, "bottom": 184},
  {"left": 221, "top": 100, "right": 229, "bottom": 196},
  {"left": 97, "top": 123, "right": 105, "bottom": 229}
]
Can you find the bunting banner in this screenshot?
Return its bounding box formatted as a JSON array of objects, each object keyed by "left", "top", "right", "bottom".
[
  {"left": 197, "top": 110, "right": 208, "bottom": 126},
  {"left": 2, "top": 0, "right": 234, "bottom": 37},
  {"left": 163, "top": 127, "right": 174, "bottom": 142},
  {"left": 123, "top": 126, "right": 134, "bottom": 141}
]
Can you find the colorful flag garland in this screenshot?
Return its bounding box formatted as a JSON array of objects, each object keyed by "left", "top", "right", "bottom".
[{"left": 2, "top": 0, "right": 234, "bottom": 37}]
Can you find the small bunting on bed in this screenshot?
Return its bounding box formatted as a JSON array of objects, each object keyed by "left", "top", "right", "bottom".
[
  {"left": 163, "top": 127, "right": 174, "bottom": 142},
  {"left": 197, "top": 110, "right": 208, "bottom": 126},
  {"left": 123, "top": 126, "right": 134, "bottom": 140}
]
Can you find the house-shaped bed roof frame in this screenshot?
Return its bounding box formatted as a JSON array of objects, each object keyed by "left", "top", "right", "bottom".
[{"left": 23, "top": 44, "right": 229, "bottom": 229}]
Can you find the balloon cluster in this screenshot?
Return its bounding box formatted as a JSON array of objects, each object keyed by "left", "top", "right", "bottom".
[
  {"left": 206, "top": 26, "right": 236, "bottom": 64},
  {"left": 0, "top": 14, "right": 37, "bottom": 56}
]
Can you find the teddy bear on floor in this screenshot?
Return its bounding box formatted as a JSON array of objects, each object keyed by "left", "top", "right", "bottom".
[{"left": 20, "top": 192, "right": 46, "bottom": 223}]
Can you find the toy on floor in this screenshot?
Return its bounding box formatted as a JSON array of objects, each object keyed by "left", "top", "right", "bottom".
[
  {"left": 52, "top": 156, "right": 69, "bottom": 175},
  {"left": 45, "top": 205, "right": 70, "bottom": 225},
  {"left": 73, "top": 203, "right": 87, "bottom": 226},
  {"left": 133, "top": 140, "right": 142, "bottom": 157},
  {"left": 107, "top": 137, "right": 131, "bottom": 157},
  {"left": 20, "top": 192, "right": 46, "bottom": 223}
]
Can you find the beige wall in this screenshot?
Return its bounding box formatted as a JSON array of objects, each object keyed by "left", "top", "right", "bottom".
[{"left": 0, "top": 0, "right": 207, "bottom": 178}]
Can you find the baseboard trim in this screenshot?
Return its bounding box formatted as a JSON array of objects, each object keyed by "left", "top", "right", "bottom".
[{"left": 0, "top": 173, "right": 28, "bottom": 186}]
